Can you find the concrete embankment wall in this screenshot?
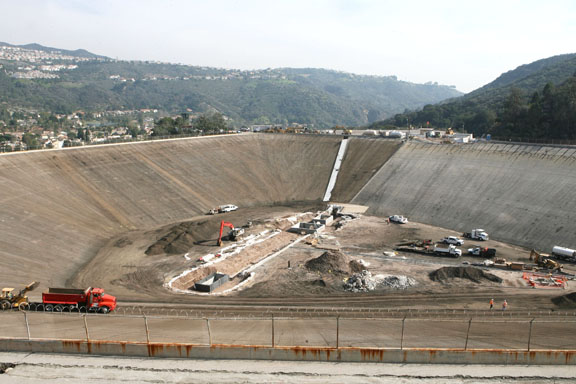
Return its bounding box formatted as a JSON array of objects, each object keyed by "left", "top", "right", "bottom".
[
  {"left": 353, "top": 142, "right": 576, "bottom": 251},
  {"left": 330, "top": 137, "right": 401, "bottom": 202},
  {"left": 1, "top": 339, "right": 574, "bottom": 365},
  {"left": 0, "top": 135, "right": 340, "bottom": 288}
]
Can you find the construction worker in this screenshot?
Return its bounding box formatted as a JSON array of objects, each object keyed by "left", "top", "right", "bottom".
[
  {"left": 489, "top": 298, "right": 494, "bottom": 309},
  {"left": 502, "top": 299, "right": 508, "bottom": 311}
]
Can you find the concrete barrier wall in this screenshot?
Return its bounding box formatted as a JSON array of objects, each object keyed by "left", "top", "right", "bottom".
[
  {"left": 1, "top": 339, "right": 574, "bottom": 365},
  {"left": 353, "top": 142, "right": 576, "bottom": 251}
]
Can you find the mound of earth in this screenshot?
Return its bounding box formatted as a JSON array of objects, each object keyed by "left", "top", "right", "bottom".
[
  {"left": 146, "top": 220, "right": 219, "bottom": 255},
  {"left": 551, "top": 292, "right": 576, "bottom": 308},
  {"left": 429, "top": 266, "right": 502, "bottom": 284},
  {"left": 305, "top": 251, "right": 350, "bottom": 275}
]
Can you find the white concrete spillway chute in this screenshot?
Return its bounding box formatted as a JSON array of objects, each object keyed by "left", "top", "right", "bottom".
[{"left": 323, "top": 137, "right": 349, "bottom": 202}]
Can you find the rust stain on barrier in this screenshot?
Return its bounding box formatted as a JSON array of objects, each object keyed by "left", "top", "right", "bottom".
[
  {"left": 147, "top": 343, "right": 164, "bottom": 357},
  {"left": 359, "top": 348, "right": 384, "bottom": 361},
  {"left": 14, "top": 340, "right": 576, "bottom": 365},
  {"left": 62, "top": 340, "right": 82, "bottom": 353}
]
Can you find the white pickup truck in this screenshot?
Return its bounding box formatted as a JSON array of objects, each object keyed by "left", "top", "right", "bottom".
[
  {"left": 441, "top": 236, "right": 464, "bottom": 246},
  {"left": 433, "top": 243, "right": 462, "bottom": 257}
]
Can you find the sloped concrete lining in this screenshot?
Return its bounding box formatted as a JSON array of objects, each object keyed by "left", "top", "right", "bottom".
[
  {"left": 0, "top": 134, "right": 340, "bottom": 288},
  {"left": 352, "top": 141, "right": 576, "bottom": 251},
  {"left": 330, "top": 138, "right": 402, "bottom": 202},
  {"left": 1, "top": 339, "right": 575, "bottom": 365},
  {"left": 323, "top": 137, "right": 348, "bottom": 201}
]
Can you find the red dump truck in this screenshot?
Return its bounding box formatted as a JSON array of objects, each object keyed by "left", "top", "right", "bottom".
[{"left": 40, "top": 287, "right": 117, "bottom": 313}]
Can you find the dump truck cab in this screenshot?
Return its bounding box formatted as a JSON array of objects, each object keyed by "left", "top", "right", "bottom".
[{"left": 87, "top": 287, "right": 117, "bottom": 313}]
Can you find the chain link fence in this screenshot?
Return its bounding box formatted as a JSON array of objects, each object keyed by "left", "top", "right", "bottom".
[{"left": 1, "top": 311, "right": 575, "bottom": 351}]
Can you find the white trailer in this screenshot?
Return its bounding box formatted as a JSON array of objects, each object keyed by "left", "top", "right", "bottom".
[
  {"left": 463, "top": 229, "right": 489, "bottom": 241},
  {"left": 551, "top": 246, "right": 576, "bottom": 261}
]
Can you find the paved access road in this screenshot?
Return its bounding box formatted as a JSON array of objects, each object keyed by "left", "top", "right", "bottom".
[{"left": 1, "top": 352, "right": 575, "bottom": 383}]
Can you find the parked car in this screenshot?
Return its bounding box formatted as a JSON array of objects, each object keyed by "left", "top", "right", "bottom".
[
  {"left": 219, "top": 204, "right": 238, "bottom": 213},
  {"left": 441, "top": 236, "right": 464, "bottom": 246},
  {"left": 389, "top": 215, "right": 408, "bottom": 224}
]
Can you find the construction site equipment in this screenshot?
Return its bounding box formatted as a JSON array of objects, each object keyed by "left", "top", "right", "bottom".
[
  {"left": 217, "top": 220, "right": 244, "bottom": 246},
  {"left": 463, "top": 229, "right": 489, "bottom": 241},
  {"left": 530, "top": 249, "right": 563, "bottom": 272},
  {"left": 523, "top": 272, "right": 568, "bottom": 289},
  {"left": 207, "top": 204, "right": 238, "bottom": 215},
  {"left": 396, "top": 239, "right": 433, "bottom": 247},
  {"left": 551, "top": 246, "right": 576, "bottom": 262},
  {"left": 445, "top": 127, "right": 454, "bottom": 135},
  {"left": 194, "top": 273, "right": 230, "bottom": 292},
  {"left": 395, "top": 243, "right": 461, "bottom": 258},
  {"left": 0, "top": 281, "right": 38, "bottom": 310},
  {"left": 41, "top": 287, "right": 117, "bottom": 313},
  {"left": 468, "top": 247, "right": 497, "bottom": 258},
  {"left": 433, "top": 244, "right": 462, "bottom": 257}
]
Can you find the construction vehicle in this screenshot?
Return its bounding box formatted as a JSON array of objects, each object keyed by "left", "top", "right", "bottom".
[
  {"left": 551, "top": 246, "right": 576, "bottom": 262},
  {"left": 441, "top": 236, "right": 464, "bottom": 246},
  {"left": 468, "top": 246, "right": 497, "bottom": 258},
  {"left": 1, "top": 284, "right": 116, "bottom": 313},
  {"left": 0, "top": 281, "right": 38, "bottom": 310},
  {"left": 463, "top": 229, "right": 489, "bottom": 241},
  {"left": 217, "top": 220, "right": 244, "bottom": 246},
  {"left": 433, "top": 243, "right": 462, "bottom": 257},
  {"left": 389, "top": 215, "right": 408, "bottom": 224},
  {"left": 40, "top": 287, "right": 117, "bottom": 313},
  {"left": 207, "top": 204, "right": 238, "bottom": 215},
  {"left": 395, "top": 242, "right": 461, "bottom": 258},
  {"left": 445, "top": 127, "right": 454, "bottom": 135},
  {"left": 530, "top": 249, "right": 562, "bottom": 272}
]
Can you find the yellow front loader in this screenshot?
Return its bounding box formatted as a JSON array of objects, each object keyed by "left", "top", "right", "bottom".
[{"left": 0, "top": 281, "right": 39, "bottom": 310}]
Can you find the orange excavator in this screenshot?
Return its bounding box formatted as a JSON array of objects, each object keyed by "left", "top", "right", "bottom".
[{"left": 217, "top": 221, "right": 244, "bottom": 246}]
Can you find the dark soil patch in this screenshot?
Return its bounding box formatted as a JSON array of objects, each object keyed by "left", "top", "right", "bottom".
[
  {"left": 429, "top": 266, "right": 502, "bottom": 284},
  {"left": 552, "top": 292, "right": 576, "bottom": 308},
  {"left": 146, "top": 220, "right": 220, "bottom": 255},
  {"left": 305, "top": 251, "right": 350, "bottom": 275},
  {"left": 349, "top": 260, "right": 366, "bottom": 273},
  {"left": 0, "top": 363, "right": 15, "bottom": 373}
]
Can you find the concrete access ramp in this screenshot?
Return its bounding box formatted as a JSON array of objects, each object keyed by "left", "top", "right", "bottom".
[
  {"left": 353, "top": 141, "right": 576, "bottom": 251},
  {"left": 0, "top": 134, "right": 340, "bottom": 288}
]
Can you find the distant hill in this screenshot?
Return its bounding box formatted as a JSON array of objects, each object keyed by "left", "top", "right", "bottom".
[
  {"left": 371, "top": 53, "right": 576, "bottom": 139},
  {"left": 0, "top": 42, "right": 462, "bottom": 128},
  {"left": 0, "top": 41, "right": 109, "bottom": 59}
]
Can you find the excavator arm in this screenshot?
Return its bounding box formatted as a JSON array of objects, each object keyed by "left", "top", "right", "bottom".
[{"left": 217, "top": 221, "right": 235, "bottom": 246}]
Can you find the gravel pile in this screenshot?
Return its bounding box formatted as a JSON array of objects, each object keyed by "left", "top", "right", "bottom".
[
  {"left": 377, "top": 274, "right": 417, "bottom": 290},
  {"left": 344, "top": 271, "right": 417, "bottom": 292}
]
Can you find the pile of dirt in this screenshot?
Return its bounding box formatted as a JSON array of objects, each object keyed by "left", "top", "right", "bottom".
[
  {"left": 349, "top": 259, "right": 367, "bottom": 273},
  {"left": 429, "top": 266, "right": 502, "bottom": 284},
  {"left": 552, "top": 292, "right": 576, "bottom": 308},
  {"left": 305, "top": 251, "right": 350, "bottom": 275},
  {"left": 146, "top": 220, "right": 219, "bottom": 255}
]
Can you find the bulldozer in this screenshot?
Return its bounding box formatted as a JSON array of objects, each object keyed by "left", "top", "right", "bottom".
[
  {"left": 530, "top": 249, "right": 562, "bottom": 272},
  {"left": 0, "top": 281, "right": 38, "bottom": 310}
]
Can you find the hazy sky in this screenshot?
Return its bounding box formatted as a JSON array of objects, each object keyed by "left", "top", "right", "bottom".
[{"left": 1, "top": 0, "right": 574, "bottom": 92}]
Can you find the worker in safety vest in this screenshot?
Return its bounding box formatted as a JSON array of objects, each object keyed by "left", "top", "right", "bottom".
[
  {"left": 489, "top": 298, "right": 494, "bottom": 309},
  {"left": 502, "top": 300, "right": 508, "bottom": 311}
]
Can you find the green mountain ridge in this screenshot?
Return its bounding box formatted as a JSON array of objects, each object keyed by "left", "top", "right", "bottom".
[
  {"left": 372, "top": 53, "right": 576, "bottom": 139},
  {"left": 0, "top": 42, "right": 462, "bottom": 128}
]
